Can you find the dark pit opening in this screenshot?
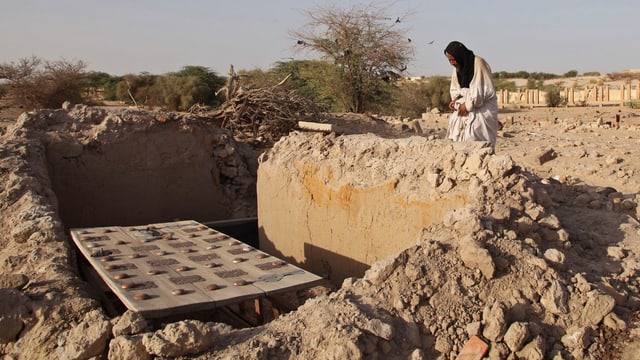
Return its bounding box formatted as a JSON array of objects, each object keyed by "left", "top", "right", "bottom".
[{"left": 44, "top": 126, "right": 256, "bottom": 228}]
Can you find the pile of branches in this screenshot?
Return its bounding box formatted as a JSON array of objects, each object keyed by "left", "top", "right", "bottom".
[{"left": 208, "top": 68, "right": 319, "bottom": 146}]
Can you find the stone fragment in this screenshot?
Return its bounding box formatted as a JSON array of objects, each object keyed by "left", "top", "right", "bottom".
[
  {"left": 540, "top": 280, "right": 569, "bottom": 314},
  {"left": 465, "top": 321, "right": 481, "bottom": 337},
  {"left": 363, "top": 252, "right": 407, "bottom": 285},
  {"left": 10, "top": 220, "right": 40, "bottom": 243},
  {"left": 108, "top": 335, "right": 151, "bottom": 360},
  {"left": 537, "top": 214, "right": 561, "bottom": 229},
  {"left": 486, "top": 154, "right": 516, "bottom": 178},
  {"left": 561, "top": 326, "right": 591, "bottom": 350},
  {"left": 56, "top": 309, "right": 112, "bottom": 360},
  {"left": 461, "top": 151, "right": 485, "bottom": 175},
  {"left": 487, "top": 342, "right": 509, "bottom": 360},
  {"left": 409, "top": 348, "right": 426, "bottom": 360},
  {"left": 602, "top": 313, "right": 627, "bottom": 331},
  {"left": 580, "top": 291, "right": 615, "bottom": 326},
  {"left": 543, "top": 248, "right": 566, "bottom": 267},
  {"left": 516, "top": 335, "right": 546, "bottom": 360},
  {"left": 596, "top": 281, "right": 628, "bottom": 306},
  {"left": 459, "top": 235, "right": 495, "bottom": 280},
  {"left": 557, "top": 228, "right": 570, "bottom": 242},
  {"left": 437, "top": 177, "right": 455, "bottom": 192},
  {"left": 366, "top": 319, "right": 393, "bottom": 340},
  {"left": 524, "top": 204, "right": 545, "bottom": 221},
  {"left": 503, "top": 321, "right": 530, "bottom": 352},
  {"left": 490, "top": 203, "right": 511, "bottom": 221},
  {"left": 515, "top": 216, "right": 535, "bottom": 233},
  {"left": 443, "top": 208, "right": 482, "bottom": 233},
  {"left": 573, "top": 274, "right": 591, "bottom": 293},
  {"left": 482, "top": 302, "right": 507, "bottom": 342},
  {"left": 434, "top": 335, "right": 453, "bottom": 355},
  {"left": 573, "top": 193, "right": 593, "bottom": 207},
  {"left": 142, "top": 320, "right": 215, "bottom": 357},
  {"left": 112, "top": 310, "right": 149, "bottom": 336}
]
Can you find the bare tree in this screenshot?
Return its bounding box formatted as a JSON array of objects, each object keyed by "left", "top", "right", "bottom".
[
  {"left": 0, "top": 56, "right": 86, "bottom": 109},
  {"left": 292, "top": 2, "right": 414, "bottom": 113}
]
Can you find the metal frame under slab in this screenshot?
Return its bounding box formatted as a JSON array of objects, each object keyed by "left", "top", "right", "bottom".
[{"left": 70, "top": 220, "right": 322, "bottom": 319}]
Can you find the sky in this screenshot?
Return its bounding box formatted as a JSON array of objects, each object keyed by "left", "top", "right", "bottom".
[{"left": 1, "top": 0, "right": 638, "bottom": 78}]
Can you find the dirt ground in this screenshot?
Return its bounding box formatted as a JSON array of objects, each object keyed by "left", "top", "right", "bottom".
[{"left": 1, "top": 97, "right": 639, "bottom": 359}]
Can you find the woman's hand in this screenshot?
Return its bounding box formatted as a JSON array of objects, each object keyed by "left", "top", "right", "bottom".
[
  {"left": 457, "top": 102, "right": 468, "bottom": 116},
  {"left": 448, "top": 100, "right": 456, "bottom": 110}
]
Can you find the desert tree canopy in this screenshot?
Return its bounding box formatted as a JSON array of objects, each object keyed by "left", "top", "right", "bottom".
[{"left": 292, "top": 2, "right": 414, "bottom": 113}]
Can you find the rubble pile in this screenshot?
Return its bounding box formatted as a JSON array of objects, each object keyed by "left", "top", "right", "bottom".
[{"left": 208, "top": 85, "right": 319, "bottom": 146}]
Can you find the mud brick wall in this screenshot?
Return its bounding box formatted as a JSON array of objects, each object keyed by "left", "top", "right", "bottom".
[{"left": 257, "top": 132, "right": 511, "bottom": 284}]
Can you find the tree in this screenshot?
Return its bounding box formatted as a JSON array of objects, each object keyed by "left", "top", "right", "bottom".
[
  {"left": 0, "top": 56, "right": 87, "bottom": 109},
  {"left": 114, "top": 72, "right": 159, "bottom": 107},
  {"left": 172, "top": 66, "right": 226, "bottom": 107},
  {"left": 84, "top": 71, "right": 113, "bottom": 88},
  {"left": 292, "top": 3, "right": 413, "bottom": 113},
  {"left": 112, "top": 67, "right": 227, "bottom": 110}
]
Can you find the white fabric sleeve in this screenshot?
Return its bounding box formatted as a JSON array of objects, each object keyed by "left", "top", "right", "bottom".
[
  {"left": 450, "top": 69, "right": 461, "bottom": 100},
  {"left": 465, "top": 56, "right": 495, "bottom": 112}
]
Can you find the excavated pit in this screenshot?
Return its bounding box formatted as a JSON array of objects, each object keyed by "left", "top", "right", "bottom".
[
  {"left": 41, "top": 108, "right": 258, "bottom": 230},
  {"left": 0, "top": 105, "right": 265, "bottom": 325}
]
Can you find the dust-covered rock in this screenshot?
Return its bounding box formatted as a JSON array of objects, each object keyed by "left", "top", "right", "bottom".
[
  {"left": 56, "top": 309, "right": 112, "bottom": 360},
  {"left": 112, "top": 310, "right": 149, "bottom": 337},
  {"left": 141, "top": 320, "right": 216, "bottom": 357}
]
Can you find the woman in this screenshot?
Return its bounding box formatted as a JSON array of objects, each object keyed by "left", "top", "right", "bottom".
[{"left": 444, "top": 41, "right": 499, "bottom": 151}]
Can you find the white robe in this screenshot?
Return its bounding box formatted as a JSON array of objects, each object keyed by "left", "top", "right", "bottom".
[{"left": 447, "top": 56, "right": 499, "bottom": 149}]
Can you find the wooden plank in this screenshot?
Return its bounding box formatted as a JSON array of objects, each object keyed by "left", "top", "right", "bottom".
[
  {"left": 70, "top": 220, "right": 322, "bottom": 318},
  {"left": 298, "top": 121, "right": 344, "bottom": 134}
]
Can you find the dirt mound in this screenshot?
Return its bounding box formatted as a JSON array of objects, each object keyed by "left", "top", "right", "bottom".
[{"left": 1, "top": 104, "right": 639, "bottom": 359}]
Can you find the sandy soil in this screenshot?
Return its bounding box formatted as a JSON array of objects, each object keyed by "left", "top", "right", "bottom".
[{"left": 0, "top": 98, "right": 639, "bottom": 359}]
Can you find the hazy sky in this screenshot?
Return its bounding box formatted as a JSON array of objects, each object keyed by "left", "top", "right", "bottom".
[{"left": 1, "top": 0, "right": 638, "bottom": 77}]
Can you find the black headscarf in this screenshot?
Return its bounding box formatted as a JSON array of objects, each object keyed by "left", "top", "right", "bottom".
[{"left": 444, "top": 41, "right": 475, "bottom": 88}]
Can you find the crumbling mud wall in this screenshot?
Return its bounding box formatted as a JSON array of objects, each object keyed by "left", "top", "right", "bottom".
[
  {"left": 37, "top": 106, "right": 257, "bottom": 228},
  {"left": 257, "top": 132, "right": 512, "bottom": 284}
]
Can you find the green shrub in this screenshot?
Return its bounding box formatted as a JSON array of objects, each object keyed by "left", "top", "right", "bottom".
[{"left": 544, "top": 84, "right": 565, "bottom": 107}]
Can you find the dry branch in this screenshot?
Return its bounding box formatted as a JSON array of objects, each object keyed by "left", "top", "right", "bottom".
[{"left": 207, "top": 74, "right": 319, "bottom": 146}]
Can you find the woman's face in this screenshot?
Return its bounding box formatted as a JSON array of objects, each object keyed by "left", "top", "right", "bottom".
[{"left": 445, "top": 52, "right": 458, "bottom": 67}]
